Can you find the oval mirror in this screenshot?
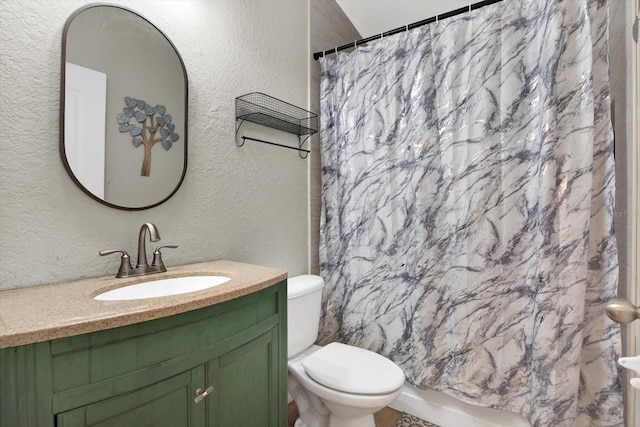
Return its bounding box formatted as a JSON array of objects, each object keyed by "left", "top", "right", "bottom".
[{"left": 60, "top": 4, "right": 187, "bottom": 210}]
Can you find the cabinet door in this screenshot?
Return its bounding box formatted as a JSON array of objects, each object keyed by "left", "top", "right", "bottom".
[
  {"left": 209, "top": 328, "right": 281, "bottom": 427},
  {"left": 56, "top": 366, "right": 206, "bottom": 427}
]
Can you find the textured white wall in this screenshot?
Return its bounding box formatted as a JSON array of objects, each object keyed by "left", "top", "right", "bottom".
[
  {"left": 335, "top": 0, "right": 471, "bottom": 37},
  {"left": 0, "top": 0, "right": 310, "bottom": 290}
]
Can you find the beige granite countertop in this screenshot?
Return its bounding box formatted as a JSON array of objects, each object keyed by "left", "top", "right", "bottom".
[{"left": 0, "top": 260, "right": 287, "bottom": 349}]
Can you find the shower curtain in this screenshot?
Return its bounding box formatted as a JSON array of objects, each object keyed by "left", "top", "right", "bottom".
[{"left": 318, "top": 0, "right": 622, "bottom": 426}]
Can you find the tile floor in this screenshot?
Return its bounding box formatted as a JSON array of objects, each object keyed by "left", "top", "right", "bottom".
[{"left": 288, "top": 402, "right": 402, "bottom": 427}]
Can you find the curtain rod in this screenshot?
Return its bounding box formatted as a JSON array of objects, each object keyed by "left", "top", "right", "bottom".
[{"left": 313, "top": 0, "right": 504, "bottom": 60}]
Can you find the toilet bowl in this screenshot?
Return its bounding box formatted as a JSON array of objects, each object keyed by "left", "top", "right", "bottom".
[{"left": 287, "top": 275, "right": 405, "bottom": 427}]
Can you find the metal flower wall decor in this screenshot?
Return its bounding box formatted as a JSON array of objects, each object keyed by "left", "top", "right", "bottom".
[{"left": 117, "top": 96, "right": 180, "bottom": 177}]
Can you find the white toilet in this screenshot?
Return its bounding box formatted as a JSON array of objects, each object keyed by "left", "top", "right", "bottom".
[{"left": 287, "top": 275, "right": 405, "bottom": 427}]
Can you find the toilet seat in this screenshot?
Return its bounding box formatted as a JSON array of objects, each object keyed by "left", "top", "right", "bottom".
[{"left": 301, "top": 342, "right": 405, "bottom": 395}]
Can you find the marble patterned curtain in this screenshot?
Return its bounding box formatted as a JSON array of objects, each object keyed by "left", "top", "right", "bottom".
[{"left": 318, "top": 1, "right": 622, "bottom": 425}]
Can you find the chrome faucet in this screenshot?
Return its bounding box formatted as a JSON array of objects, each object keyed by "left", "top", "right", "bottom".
[{"left": 99, "top": 223, "right": 178, "bottom": 278}]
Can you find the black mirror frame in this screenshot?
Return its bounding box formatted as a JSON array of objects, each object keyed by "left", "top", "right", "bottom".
[{"left": 60, "top": 2, "right": 188, "bottom": 210}]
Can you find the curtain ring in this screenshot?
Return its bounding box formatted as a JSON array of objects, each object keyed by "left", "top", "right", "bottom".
[{"left": 354, "top": 40, "right": 358, "bottom": 50}]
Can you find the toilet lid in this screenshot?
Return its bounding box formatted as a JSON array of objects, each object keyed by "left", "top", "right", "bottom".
[{"left": 301, "top": 342, "right": 405, "bottom": 395}]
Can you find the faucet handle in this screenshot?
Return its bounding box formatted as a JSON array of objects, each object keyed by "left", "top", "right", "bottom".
[
  {"left": 99, "top": 250, "right": 133, "bottom": 278},
  {"left": 151, "top": 244, "right": 178, "bottom": 268}
]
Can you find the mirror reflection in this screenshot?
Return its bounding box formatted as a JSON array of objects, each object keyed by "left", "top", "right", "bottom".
[{"left": 61, "top": 4, "right": 187, "bottom": 210}]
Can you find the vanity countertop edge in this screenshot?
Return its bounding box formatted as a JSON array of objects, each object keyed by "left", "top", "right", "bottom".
[{"left": 0, "top": 260, "right": 287, "bottom": 349}]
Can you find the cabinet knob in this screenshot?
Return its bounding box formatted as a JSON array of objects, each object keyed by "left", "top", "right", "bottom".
[{"left": 194, "top": 385, "right": 214, "bottom": 403}]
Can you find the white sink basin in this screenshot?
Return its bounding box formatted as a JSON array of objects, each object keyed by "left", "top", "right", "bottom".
[{"left": 94, "top": 275, "right": 230, "bottom": 301}]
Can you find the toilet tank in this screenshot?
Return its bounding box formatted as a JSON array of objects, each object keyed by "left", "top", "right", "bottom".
[{"left": 287, "top": 275, "right": 325, "bottom": 358}]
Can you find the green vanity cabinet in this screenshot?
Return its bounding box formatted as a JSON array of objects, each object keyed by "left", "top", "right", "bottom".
[
  {"left": 0, "top": 281, "right": 287, "bottom": 427},
  {"left": 55, "top": 366, "right": 207, "bottom": 426}
]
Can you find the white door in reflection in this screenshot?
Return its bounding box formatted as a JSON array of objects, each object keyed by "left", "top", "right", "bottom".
[{"left": 65, "top": 62, "right": 106, "bottom": 199}]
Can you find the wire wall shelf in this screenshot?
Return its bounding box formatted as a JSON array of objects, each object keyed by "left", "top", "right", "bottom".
[{"left": 235, "top": 92, "right": 318, "bottom": 159}]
